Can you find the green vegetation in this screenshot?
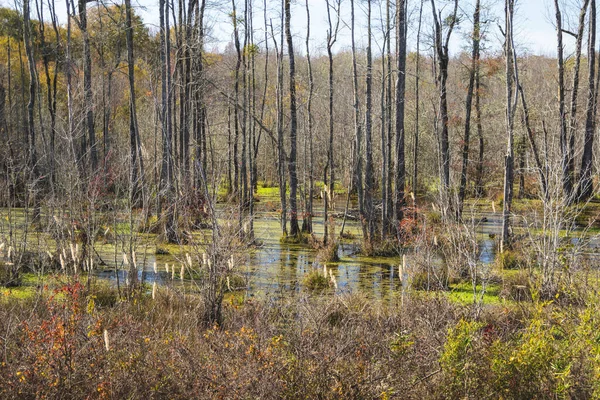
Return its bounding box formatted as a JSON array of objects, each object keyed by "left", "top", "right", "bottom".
[{"left": 2, "top": 278, "right": 600, "bottom": 398}]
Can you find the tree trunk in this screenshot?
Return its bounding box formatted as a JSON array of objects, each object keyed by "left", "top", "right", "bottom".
[
  {"left": 580, "top": 0, "right": 596, "bottom": 200},
  {"left": 302, "top": 0, "right": 314, "bottom": 233},
  {"left": 501, "top": 0, "right": 517, "bottom": 252},
  {"left": 284, "top": 0, "right": 299, "bottom": 237},
  {"left": 395, "top": 0, "right": 407, "bottom": 233},
  {"left": 364, "top": 0, "right": 375, "bottom": 244}
]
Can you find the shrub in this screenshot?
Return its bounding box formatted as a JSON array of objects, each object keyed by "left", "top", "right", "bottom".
[
  {"left": 439, "top": 319, "right": 486, "bottom": 398},
  {"left": 303, "top": 269, "right": 330, "bottom": 291},
  {"left": 316, "top": 241, "right": 340, "bottom": 263},
  {"left": 499, "top": 270, "right": 532, "bottom": 302},
  {"left": 425, "top": 209, "right": 442, "bottom": 225},
  {"left": 496, "top": 249, "right": 524, "bottom": 269}
]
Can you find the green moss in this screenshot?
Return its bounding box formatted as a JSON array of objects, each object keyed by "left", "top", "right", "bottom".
[
  {"left": 256, "top": 186, "right": 281, "bottom": 198},
  {"left": 446, "top": 281, "right": 503, "bottom": 305},
  {"left": 1, "top": 285, "right": 37, "bottom": 300}
]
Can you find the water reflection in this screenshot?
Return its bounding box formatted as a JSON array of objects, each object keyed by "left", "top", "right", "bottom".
[{"left": 93, "top": 208, "right": 600, "bottom": 299}]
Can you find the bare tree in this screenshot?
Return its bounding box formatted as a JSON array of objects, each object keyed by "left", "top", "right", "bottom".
[
  {"left": 323, "top": 0, "right": 341, "bottom": 245},
  {"left": 501, "top": 0, "right": 518, "bottom": 252},
  {"left": 566, "top": 0, "right": 590, "bottom": 201},
  {"left": 430, "top": 0, "right": 458, "bottom": 216},
  {"left": 554, "top": 0, "right": 571, "bottom": 199},
  {"left": 350, "top": 0, "right": 363, "bottom": 238},
  {"left": 302, "top": 0, "right": 314, "bottom": 233},
  {"left": 22, "top": 0, "right": 39, "bottom": 222},
  {"left": 457, "top": 0, "right": 481, "bottom": 219}
]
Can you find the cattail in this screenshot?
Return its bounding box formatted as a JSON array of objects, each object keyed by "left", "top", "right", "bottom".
[
  {"left": 152, "top": 282, "right": 157, "bottom": 300},
  {"left": 122, "top": 253, "right": 129, "bottom": 265},
  {"left": 323, "top": 264, "right": 327, "bottom": 277},
  {"left": 171, "top": 266, "right": 175, "bottom": 280},
  {"left": 165, "top": 263, "right": 169, "bottom": 273},
  {"left": 330, "top": 273, "right": 338, "bottom": 289},
  {"left": 186, "top": 253, "right": 192, "bottom": 267},
  {"left": 153, "top": 261, "right": 158, "bottom": 274},
  {"left": 180, "top": 264, "right": 185, "bottom": 281},
  {"left": 434, "top": 236, "right": 438, "bottom": 246},
  {"left": 491, "top": 201, "right": 496, "bottom": 213},
  {"left": 226, "top": 276, "right": 231, "bottom": 291},
  {"left": 103, "top": 329, "right": 110, "bottom": 351},
  {"left": 59, "top": 254, "right": 65, "bottom": 270}
]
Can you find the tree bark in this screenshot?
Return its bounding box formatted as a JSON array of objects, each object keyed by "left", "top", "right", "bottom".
[
  {"left": 285, "top": 0, "right": 299, "bottom": 237},
  {"left": 394, "top": 0, "right": 407, "bottom": 234}
]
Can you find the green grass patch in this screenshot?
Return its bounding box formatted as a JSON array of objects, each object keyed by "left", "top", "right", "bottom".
[{"left": 446, "top": 281, "right": 503, "bottom": 305}]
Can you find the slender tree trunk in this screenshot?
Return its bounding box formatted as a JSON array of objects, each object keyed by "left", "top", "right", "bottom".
[
  {"left": 79, "top": 0, "right": 96, "bottom": 173},
  {"left": 474, "top": 56, "right": 485, "bottom": 197},
  {"left": 232, "top": 0, "right": 242, "bottom": 206},
  {"left": 413, "top": 0, "right": 423, "bottom": 198},
  {"left": 580, "top": 0, "right": 597, "bottom": 200},
  {"left": 567, "top": 0, "right": 590, "bottom": 200},
  {"left": 271, "top": 15, "right": 287, "bottom": 236},
  {"left": 364, "top": 0, "right": 375, "bottom": 244},
  {"left": 554, "top": 0, "right": 571, "bottom": 199},
  {"left": 324, "top": 0, "right": 340, "bottom": 245},
  {"left": 430, "top": 0, "right": 458, "bottom": 213},
  {"left": 501, "top": 0, "right": 517, "bottom": 252},
  {"left": 457, "top": 0, "right": 481, "bottom": 219},
  {"left": 23, "top": 0, "right": 40, "bottom": 222},
  {"left": 350, "top": 0, "right": 364, "bottom": 238},
  {"left": 126, "top": 0, "right": 140, "bottom": 210},
  {"left": 302, "top": 0, "right": 314, "bottom": 233}
]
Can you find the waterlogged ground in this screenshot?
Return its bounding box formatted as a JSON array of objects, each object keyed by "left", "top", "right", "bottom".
[{"left": 1, "top": 196, "right": 600, "bottom": 303}]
